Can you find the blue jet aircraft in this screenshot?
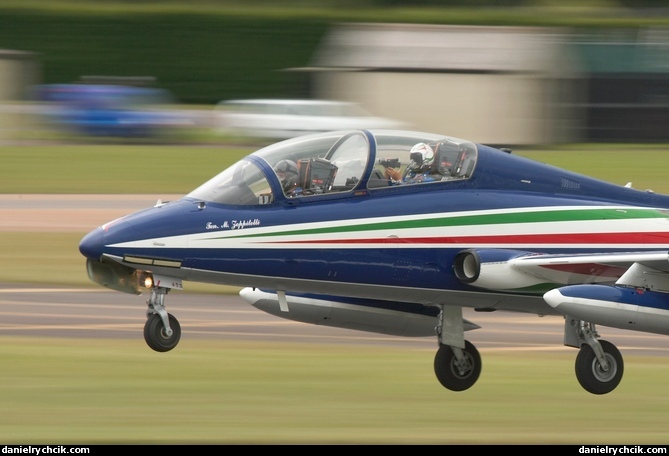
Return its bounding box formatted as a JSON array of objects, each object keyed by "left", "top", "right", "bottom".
[{"left": 79, "top": 129, "right": 669, "bottom": 395}]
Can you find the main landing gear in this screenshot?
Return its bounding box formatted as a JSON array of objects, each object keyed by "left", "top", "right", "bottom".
[
  {"left": 432, "top": 307, "right": 624, "bottom": 394},
  {"left": 144, "top": 286, "right": 181, "bottom": 352},
  {"left": 567, "top": 318, "right": 623, "bottom": 395},
  {"left": 434, "top": 340, "right": 481, "bottom": 392},
  {"left": 433, "top": 306, "right": 482, "bottom": 392}
]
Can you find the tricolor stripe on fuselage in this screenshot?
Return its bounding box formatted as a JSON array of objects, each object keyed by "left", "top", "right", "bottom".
[{"left": 108, "top": 205, "right": 669, "bottom": 251}]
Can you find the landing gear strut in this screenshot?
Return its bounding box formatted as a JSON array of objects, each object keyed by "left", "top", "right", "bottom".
[
  {"left": 144, "top": 286, "right": 181, "bottom": 352},
  {"left": 433, "top": 306, "right": 482, "bottom": 391},
  {"left": 566, "top": 318, "right": 624, "bottom": 395}
]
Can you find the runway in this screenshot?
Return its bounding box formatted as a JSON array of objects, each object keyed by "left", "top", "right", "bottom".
[
  {"left": 0, "top": 193, "right": 182, "bottom": 232},
  {"left": 1, "top": 282, "right": 667, "bottom": 358}
]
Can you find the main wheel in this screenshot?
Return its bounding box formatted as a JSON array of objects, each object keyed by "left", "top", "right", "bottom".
[
  {"left": 434, "top": 340, "right": 481, "bottom": 392},
  {"left": 144, "top": 313, "right": 181, "bottom": 352},
  {"left": 575, "top": 340, "right": 623, "bottom": 395}
]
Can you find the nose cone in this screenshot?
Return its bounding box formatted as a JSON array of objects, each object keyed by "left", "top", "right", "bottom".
[
  {"left": 79, "top": 228, "right": 105, "bottom": 260},
  {"left": 543, "top": 288, "right": 564, "bottom": 310}
]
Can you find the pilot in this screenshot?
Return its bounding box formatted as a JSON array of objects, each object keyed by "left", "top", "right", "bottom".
[
  {"left": 403, "top": 142, "right": 442, "bottom": 184},
  {"left": 274, "top": 159, "right": 299, "bottom": 194}
]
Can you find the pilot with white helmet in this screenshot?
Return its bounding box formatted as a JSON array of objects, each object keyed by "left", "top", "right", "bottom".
[{"left": 403, "top": 142, "right": 441, "bottom": 184}]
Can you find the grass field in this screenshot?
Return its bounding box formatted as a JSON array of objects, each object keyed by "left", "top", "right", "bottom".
[
  {"left": 0, "top": 337, "right": 668, "bottom": 444},
  {"left": 3, "top": 141, "right": 669, "bottom": 194}
]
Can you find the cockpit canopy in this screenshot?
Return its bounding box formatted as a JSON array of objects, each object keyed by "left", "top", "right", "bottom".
[{"left": 187, "top": 129, "right": 478, "bottom": 205}]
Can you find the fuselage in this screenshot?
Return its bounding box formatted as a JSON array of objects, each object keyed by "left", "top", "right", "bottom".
[{"left": 79, "top": 129, "right": 669, "bottom": 316}]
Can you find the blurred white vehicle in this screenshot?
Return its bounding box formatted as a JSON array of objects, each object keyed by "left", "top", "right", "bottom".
[{"left": 215, "top": 99, "right": 407, "bottom": 139}]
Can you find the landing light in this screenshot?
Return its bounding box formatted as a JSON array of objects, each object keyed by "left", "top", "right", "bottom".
[{"left": 143, "top": 275, "right": 154, "bottom": 289}]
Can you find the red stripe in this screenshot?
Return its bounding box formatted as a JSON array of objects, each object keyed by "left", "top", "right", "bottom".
[{"left": 540, "top": 263, "right": 628, "bottom": 278}]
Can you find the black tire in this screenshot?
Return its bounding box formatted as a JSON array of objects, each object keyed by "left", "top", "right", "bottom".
[
  {"left": 575, "top": 340, "right": 623, "bottom": 395},
  {"left": 434, "top": 340, "right": 482, "bottom": 392},
  {"left": 144, "top": 313, "right": 181, "bottom": 352}
]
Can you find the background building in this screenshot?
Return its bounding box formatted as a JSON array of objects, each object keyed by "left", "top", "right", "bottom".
[
  {"left": 305, "top": 23, "right": 584, "bottom": 146},
  {"left": 0, "top": 49, "right": 39, "bottom": 141}
]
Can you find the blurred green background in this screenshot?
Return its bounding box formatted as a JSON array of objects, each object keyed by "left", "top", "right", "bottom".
[{"left": 2, "top": 0, "right": 669, "bottom": 104}]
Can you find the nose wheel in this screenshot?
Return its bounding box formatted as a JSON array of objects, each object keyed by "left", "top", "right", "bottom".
[
  {"left": 144, "top": 313, "right": 181, "bottom": 352},
  {"left": 144, "top": 286, "right": 182, "bottom": 352}
]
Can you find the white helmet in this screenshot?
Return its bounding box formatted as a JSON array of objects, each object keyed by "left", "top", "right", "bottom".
[{"left": 409, "top": 143, "right": 434, "bottom": 169}]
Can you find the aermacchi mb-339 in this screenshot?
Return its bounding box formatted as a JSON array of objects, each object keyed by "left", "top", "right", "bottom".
[{"left": 79, "top": 129, "right": 669, "bottom": 395}]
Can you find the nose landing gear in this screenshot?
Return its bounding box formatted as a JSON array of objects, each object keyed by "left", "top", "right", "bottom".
[{"left": 144, "top": 286, "right": 181, "bottom": 352}]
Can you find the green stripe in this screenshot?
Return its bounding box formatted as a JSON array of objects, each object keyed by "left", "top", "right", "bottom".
[
  {"left": 210, "top": 207, "right": 665, "bottom": 241},
  {"left": 508, "top": 283, "right": 562, "bottom": 294}
]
